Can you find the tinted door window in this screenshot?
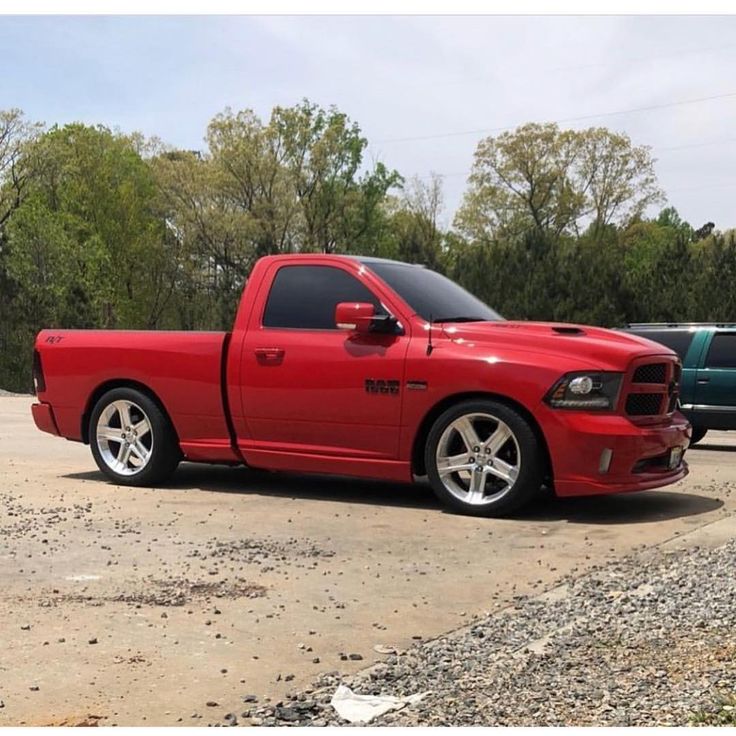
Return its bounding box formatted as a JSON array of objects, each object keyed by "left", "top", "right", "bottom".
[
  {"left": 263, "top": 265, "right": 382, "bottom": 330},
  {"left": 705, "top": 333, "right": 736, "bottom": 368},
  {"left": 628, "top": 330, "right": 694, "bottom": 360}
]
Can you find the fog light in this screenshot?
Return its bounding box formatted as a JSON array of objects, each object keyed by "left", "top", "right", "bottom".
[{"left": 599, "top": 448, "right": 613, "bottom": 474}]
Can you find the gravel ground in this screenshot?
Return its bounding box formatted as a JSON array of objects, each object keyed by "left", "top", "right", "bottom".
[{"left": 236, "top": 537, "right": 736, "bottom": 727}]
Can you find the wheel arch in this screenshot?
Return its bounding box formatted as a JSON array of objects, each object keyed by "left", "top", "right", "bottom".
[
  {"left": 81, "top": 379, "right": 179, "bottom": 445},
  {"left": 411, "top": 391, "right": 553, "bottom": 482}
]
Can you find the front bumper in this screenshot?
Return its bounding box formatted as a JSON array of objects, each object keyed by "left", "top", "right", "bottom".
[
  {"left": 542, "top": 408, "right": 690, "bottom": 497},
  {"left": 31, "top": 401, "right": 60, "bottom": 436}
]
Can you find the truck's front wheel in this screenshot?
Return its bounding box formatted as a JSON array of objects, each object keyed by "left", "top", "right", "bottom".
[
  {"left": 89, "top": 387, "right": 180, "bottom": 486},
  {"left": 425, "top": 399, "right": 544, "bottom": 517}
]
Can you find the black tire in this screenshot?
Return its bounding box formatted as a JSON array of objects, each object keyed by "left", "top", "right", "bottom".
[
  {"left": 425, "top": 399, "right": 545, "bottom": 517},
  {"left": 89, "top": 387, "right": 181, "bottom": 486},
  {"left": 689, "top": 425, "right": 708, "bottom": 445}
]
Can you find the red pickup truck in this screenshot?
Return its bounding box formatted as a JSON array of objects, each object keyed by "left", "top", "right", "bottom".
[{"left": 31, "top": 254, "right": 690, "bottom": 517}]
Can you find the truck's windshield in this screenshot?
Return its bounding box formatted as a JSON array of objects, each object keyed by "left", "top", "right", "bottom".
[{"left": 365, "top": 261, "right": 503, "bottom": 323}]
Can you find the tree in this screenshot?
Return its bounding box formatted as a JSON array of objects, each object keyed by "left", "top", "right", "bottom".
[
  {"left": 0, "top": 124, "right": 179, "bottom": 390},
  {"left": 455, "top": 123, "right": 663, "bottom": 241},
  {"left": 577, "top": 127, "right": 663, "bottom": 233},
  {"left": 0, "top": 109, "right": 44, "bottom": 391},
  {"left": 153, "top": 100, "right": 402, "bottom": 326},
  {"left": 0, "top": 109, "right": 43, "bottom": 236},
  {"left": 380, "top": 174, "right": 445, "bottom": 268}
]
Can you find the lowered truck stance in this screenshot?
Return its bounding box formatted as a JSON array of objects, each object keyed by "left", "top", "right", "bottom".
[{"left": 32, "top": 255, "right": 690, "bottom": 517}]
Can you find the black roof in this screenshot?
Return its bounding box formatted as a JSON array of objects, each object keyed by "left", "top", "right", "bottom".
[{"left": 351, "top": 255, "right": 426, "bottom": 268}]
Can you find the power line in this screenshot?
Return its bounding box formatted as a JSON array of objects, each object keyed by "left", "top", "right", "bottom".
[
  {"left": 372, "top": 90, "right": 736, "bottom": 145},
  {"left": 411, "top": 136, "right": 736, "bottom": 183}
]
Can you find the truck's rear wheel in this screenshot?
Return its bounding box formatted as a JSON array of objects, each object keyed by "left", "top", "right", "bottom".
[
  {"left": 89, "top": 387, "right": 180, "bottom": 486},
  {"left": 425, "top": 399, "right": 544, "bottom": 517}
]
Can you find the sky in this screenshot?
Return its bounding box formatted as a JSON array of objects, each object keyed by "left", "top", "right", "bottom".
[{"left": 2, "top": 14, "right": 736, "bottom": 229}]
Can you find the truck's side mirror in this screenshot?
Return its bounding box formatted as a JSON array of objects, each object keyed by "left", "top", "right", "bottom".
[{"left": 335, "top": 302, "right": 375, "bottom": 333}]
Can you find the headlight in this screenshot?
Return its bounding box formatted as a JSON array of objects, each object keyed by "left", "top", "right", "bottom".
[{"left": 545, "top": 371, "right": 623, "bottom": 410}]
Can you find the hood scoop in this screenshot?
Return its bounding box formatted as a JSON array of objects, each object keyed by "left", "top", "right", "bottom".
[{"left": 552, "top": 326, "right": 586, "bottom": 336}]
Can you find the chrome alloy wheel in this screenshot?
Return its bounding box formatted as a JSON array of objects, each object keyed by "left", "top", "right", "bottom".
[
  {"left": 434, "top": 412, "right": 521, "bottom": 506},
  {"left": 95, "top": 399, "right": 154, "bottom": 477}
]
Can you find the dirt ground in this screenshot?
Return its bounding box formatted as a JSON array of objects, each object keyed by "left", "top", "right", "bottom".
[{"left": 1, "top": 395, "right": 734, "bottom": 726}]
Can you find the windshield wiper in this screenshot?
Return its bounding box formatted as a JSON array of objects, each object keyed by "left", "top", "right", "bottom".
[{"left": 432, "top": 316, "right": 487, "bottom": 323}]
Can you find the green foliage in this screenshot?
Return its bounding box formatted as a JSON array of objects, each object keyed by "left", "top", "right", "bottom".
[
  {"left": 455, "top": 123, "right": 663, "bottom": 241},
  {"left": 445, "top": 214, "right": 729, "bottom": 330},
  {"left": 0, "top": 123, "right": 173, "bottom": 389},
  {"left": 690, "top": 691, "right": 736, "bottom": 725},
  {"left": 0, "top": 102, "right": 733, "bottom": 394},
  {"left": 153, "top": 100, "right": 402, "bottom": 328}
]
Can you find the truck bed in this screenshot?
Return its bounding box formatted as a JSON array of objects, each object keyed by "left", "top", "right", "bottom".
[{"left": 35, "top": 329, "right": 236, "bottom": 462}]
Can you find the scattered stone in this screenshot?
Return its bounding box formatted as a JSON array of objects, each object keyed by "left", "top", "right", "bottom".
[
  {"left": 275, "top": 706, "right": 300, "bottom": 722},
  {"left": 240, "top": 538, "right": 736, "bottom": 726}
]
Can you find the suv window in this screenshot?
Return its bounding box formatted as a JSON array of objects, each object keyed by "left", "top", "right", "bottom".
[
  {"left": 705, "top": 333, "right": 736, "bottom": 368},
  {"left": 263, "top": 265, "right": 382, "bottom": 330},
  {"left": 629, "top": 330, "right": 694, "bottom": 360}
]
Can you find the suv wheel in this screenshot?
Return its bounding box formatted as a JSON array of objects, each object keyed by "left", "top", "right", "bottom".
[{"left": 690, "top": 426, "right": 708, "bottom": 445}]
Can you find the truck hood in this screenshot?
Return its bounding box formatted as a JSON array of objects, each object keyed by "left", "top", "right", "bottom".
[{"left": 439, "top": 320, "right": 674, "bottom": 371}]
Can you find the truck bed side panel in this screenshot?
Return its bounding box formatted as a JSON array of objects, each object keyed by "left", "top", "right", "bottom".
[{"left": 36, "top": 330, "right": 234, "bottom": 458}]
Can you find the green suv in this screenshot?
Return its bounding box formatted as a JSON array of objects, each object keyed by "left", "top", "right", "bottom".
[{"left": 623, "top": 323, "right": 736, "bottom": 445}]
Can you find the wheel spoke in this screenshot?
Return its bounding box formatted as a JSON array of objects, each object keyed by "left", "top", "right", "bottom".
[
  {"left": 485, "top": 423, "right": 511, "bottom": 457},
  {"left": 437, "top": 453, "right": 473, "bottom": 477},
  {"left": 117, "top": 442, "right": 133, "bottom": 468},
  {"left": 454, "top": 416, "right": 482, "bottom": 452},
  {"left": 97, "top": 425, "right": 121, "bottom": 442},
  {"left": 487, "top": 458, "right": 519, "bottom": 485},
  {"left": 133, "top": 418, "right": 151, "bottom": 438},
  {"left": 114, "top": 401, "right": 132, "bottom": 430},
  {"left": 130, "top": 440, "right": 150, "bottom": 463},
  {"left": 466, "top": 468, "right": 487, "bottom": 504}
]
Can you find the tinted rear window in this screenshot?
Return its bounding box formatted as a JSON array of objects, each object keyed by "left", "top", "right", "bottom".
[
  {"left": 628, "top": 330, "right": 694, "bottom": 360},
  {"left": 705, "top": 333, "right": 736, "bottom": 368}
]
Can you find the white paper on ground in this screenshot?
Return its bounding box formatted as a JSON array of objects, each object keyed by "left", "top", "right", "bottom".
[{"left": 330, "top": 684, "right": 431, "bottom": 724}]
